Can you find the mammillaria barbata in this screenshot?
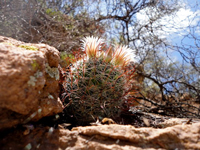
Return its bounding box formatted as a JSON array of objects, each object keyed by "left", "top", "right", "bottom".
[{"left": 62, "top": 36, "right": 137, "bottom": 125}]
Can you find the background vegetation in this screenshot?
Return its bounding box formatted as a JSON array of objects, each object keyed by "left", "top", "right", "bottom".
[{"left": 1, "top": 0, "right": 200, "bottom": 118}]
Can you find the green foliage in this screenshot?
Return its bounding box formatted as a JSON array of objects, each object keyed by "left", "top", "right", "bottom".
[
  {"left": 60, "top": 52, "right": 75, "bottom": 67},
  {"left": 45, "top": 8, "right": 63, "bottom": 21},
  {"left": 45, "top": 8, "right": 57, "bottom": 16}
]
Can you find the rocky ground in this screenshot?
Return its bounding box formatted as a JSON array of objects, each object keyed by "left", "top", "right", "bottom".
[
  {"left": 0, "top": 36, "right": 200, "bottom": 150},
  {"left": 1, "top": 118, "right": 200, "bottom": 150}
]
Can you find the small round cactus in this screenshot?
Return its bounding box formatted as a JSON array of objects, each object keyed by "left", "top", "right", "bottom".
[{"left": 62, "top": 36, "right": 136, "bottom": 125}]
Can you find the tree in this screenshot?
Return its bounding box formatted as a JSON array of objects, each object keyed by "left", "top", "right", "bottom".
[
  {"left": 0, "top": 0, "right": 105, "bottom": 52},
  {"left": 91, "top": 0, "right": 200, "bottom": 118}
]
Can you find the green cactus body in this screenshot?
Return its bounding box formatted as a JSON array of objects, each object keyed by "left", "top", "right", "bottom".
[
  {"left": 63, "top": 36, "right": 136, "bottom": 125},
  {"left": 64, "top": 57, "right": 126, "bottom": 124}
]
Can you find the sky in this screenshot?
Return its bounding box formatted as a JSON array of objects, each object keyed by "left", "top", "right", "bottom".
[
  {"left": 138, "top": 0, "right": 200, "bottom": 38},
  {"left": 134, "top": 0, "right": 200, "bottom": 63}
]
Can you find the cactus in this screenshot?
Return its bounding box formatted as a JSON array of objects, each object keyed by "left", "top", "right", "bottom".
[{"left": 62, "top": 36, "right": 137, "bottom": 125}]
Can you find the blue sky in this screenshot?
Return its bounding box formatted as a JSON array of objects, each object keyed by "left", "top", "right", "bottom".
[{"left": 132, "top": 0, "right": 200, "bottom": 63}]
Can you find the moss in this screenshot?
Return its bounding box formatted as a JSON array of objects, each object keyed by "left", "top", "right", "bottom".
[
  {"left": 45, "top": 63, "right": 59, "bottom": 80},
  {"left": 18, "top": 45, "right": 39, "bottom": 51}
]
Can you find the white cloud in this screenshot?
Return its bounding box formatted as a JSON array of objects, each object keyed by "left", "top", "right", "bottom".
[
  {"left": 127, "top": 2, "right": 200, "bottom": 63},
  {"left": 135, "top": 4, "right": 200, "bottom": 40}
]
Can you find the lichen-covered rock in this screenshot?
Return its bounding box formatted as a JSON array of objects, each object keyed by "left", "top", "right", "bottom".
[
  {"left": 1, "top": 123, "right": 200, "bottom": 149},
  {"left": 0, "top": 36, "right": 63, "bottom": 129}
]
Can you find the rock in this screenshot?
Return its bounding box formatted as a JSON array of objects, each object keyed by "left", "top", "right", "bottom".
[
  {"left": 1, "top": 123, "right": 200, "bottom": 149},
  {"left": 0, "top": 36, "right": 64, "bottom": 130},
  {"left": 73, "top": 123, "right": 200, "bottom": 149}
]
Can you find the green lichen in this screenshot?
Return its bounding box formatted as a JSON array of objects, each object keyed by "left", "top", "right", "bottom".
[
  {"left": 48, "top": 94, "right": 54, "bottom": 99},
  {"left": 27, "top": 76, "right": 37, "bottom": 86},
  {"left": 27, "top": 70, "right": 43, "bottom": 86},
  {"left": 34, "top": 71, "right": 43, "bottom": 78},
  {"left": 2, "top": 42, "right": 38, "bottom": 51},
  {"left": 24, "top": 143, "right": 32, "bottom": 150},
  {"left": 45, "top": 63, "right": 59, "bottom": 80},
  {"left": 31, "top": 60, "right": 40, "bottom": 70},
  {"left": 1, "top": 42, "right": 39, "bottom": 52},
  {"left": 18, "top": 45, "right": 39, "bottom": 51},
  {"left": 2, "top": 42, "right": 13, "bottom": 46}
]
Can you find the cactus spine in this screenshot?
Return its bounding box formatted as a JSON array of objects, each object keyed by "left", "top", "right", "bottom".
[{"left": 63, "top": 36, "right": 136, "bottom": 125}]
